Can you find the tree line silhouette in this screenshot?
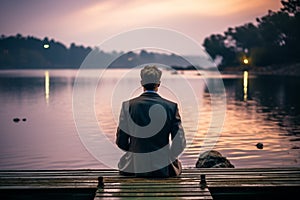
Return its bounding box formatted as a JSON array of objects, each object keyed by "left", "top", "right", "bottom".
[
  {"left": 0, "top": 34, "right": 92, "bottom": 69},
  {"left": 0, "top": 34, "right": 195, "bottom": 69},
  {"left": 203, "top": 0, "right": 300, "bottom": 69}
]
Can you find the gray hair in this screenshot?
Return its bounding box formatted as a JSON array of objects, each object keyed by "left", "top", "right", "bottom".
[{"left": 140, "top": 65, "right": 162, "bottom": 85}]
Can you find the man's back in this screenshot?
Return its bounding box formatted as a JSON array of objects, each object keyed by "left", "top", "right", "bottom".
[
  {"left": 127, "top": 92, "right": 178, "bottom": 153},
  {"left": 115, "top": 66, "right": 186, "bottom": 177}
]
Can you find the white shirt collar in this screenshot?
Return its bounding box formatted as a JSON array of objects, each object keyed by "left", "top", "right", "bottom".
[{"left": 144, "top": 90, "right": 157, "bottom": 94}]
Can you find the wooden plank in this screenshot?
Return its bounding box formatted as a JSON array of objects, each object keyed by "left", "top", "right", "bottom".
[
  {"left": 182, "top": 168, "right": 300, "bottom": 176},
  {"left": 1, "top": 167, "right": 299, "bottom": 174},
  {"left": 95, "top": 193, "right": 212, "bottom": 199},
  {"left": 102, "top": 177, "right": 198, "bottom": 183},
  {"left": 1, "top": 168, "right": 300, "bottom": 200},
  {"left": 0, "top": 188, "right": 97, "bottom": 200},
  {"left": 102, "top": 184, "right": 204, "bottom": 189},
  {"left": 95, "top": 190, "right": 212, "bottom": 198},
  {"left": 94, "top": 195, "right": 212, "bottom": 199},
  {"left": 1, "top": 168, "right": 299, "bottom": 179},
  {"left": 96, "top": 173, "right": 213, "bottom": 199},
  {"left": 96, "top": 188, "right": 210, "bottom": 195},
  {"left": 1, "top": 169, "right": 299, "bottom": 180},
  {"left": 93, "top": 168, "right": 300, "bottom": 199}
]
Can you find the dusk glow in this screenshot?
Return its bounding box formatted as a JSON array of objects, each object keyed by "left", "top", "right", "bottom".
[{"left": 0, "top": 0, "right": 282, "bottom": 53}]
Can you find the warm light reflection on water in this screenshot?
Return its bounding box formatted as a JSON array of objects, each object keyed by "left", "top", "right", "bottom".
[
  {"left": 243, "top": 70, "right": 248, "bottom": 101},
  {"left": 0, "top": 69, "right": 299, "bottom": 169},
  {"left": 44, "top": 70, "right": 50, "bottom": 103}
]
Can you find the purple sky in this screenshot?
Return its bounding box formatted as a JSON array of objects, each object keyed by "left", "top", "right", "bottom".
[{"left": 1, "top": 0, "right": 282, "bottom": 54}]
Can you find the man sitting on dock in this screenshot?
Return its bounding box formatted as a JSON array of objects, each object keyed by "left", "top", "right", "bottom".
[{"left": 116, "top": 65, "right": 186, "bottom": 177}]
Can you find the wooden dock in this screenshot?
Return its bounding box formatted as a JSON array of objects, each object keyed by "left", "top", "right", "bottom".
[{"left": 0, "top": 168, "right": 300, "bottom": 199}]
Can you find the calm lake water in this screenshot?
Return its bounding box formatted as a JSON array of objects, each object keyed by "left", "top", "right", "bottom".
[{"left": 0, "top": 69, "right": 299, "bottom": 169}]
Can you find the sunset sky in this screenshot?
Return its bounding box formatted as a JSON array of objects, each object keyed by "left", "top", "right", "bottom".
[{"left": 1, "top": 0, "right": 282, "bottom": 54}]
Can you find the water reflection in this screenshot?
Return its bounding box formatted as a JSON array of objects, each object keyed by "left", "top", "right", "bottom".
[
  {"left": 243, "top": 71, "right": 248, "bottom": 101},
  {"left": 0, "top": 70, "right": 299, "bottom": 169},
  {"left": 44, "top": 70, "right": 50, "bottom": 103},
  {"left": 251, "top": 76, "right": 300, "bottom": 135}
]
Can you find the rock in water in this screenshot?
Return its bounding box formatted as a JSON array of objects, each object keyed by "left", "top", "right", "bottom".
[
  {"left": 256, "top": 143, "right": 263, "bottom": 149},
  {"left": 13, "top": 118, "right": 20, "bottom": 123},
  {"left": 196, "top": 150, "right": 235, "bottom": 168}
]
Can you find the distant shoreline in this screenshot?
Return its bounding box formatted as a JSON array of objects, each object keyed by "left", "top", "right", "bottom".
[
  {"left": 1, "top": 63, "right": 299, "bottom": 77},
  {"left": 220, "top": 62, "right": 300, "bottom": 77}
]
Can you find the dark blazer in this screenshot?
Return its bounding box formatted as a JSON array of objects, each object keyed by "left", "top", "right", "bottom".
[{"left": 116, "top": 92, "right": 186, "bottom": 177}]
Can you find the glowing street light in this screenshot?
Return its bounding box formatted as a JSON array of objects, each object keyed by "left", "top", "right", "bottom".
[
  {"left": 43, "top": 44, "right": 50, "bottom": 49},
  {"left": 243, "top": 58, "right": 249, "bottom": 65}
]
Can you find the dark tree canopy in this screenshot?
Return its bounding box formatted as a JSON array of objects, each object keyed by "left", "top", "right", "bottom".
[
  {"left": 0, "top": 35, "right": 92, "bottom": 69},
  {"left": 203, "top": 0, "right": 300, "bottom": 69},
  {"left": 0, "top": 35, "right": 196, "bottom": 69}
]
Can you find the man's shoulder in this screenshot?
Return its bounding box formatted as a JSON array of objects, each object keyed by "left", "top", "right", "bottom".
[
  {"left": 160, "top": 96, "right": 177, "bottom": 106},
  {"left": 125, "top": 93, "right": 177, "bottom": 108},
  {"left": 153, "top": 95, "right": 178, "bottom": 109}
]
